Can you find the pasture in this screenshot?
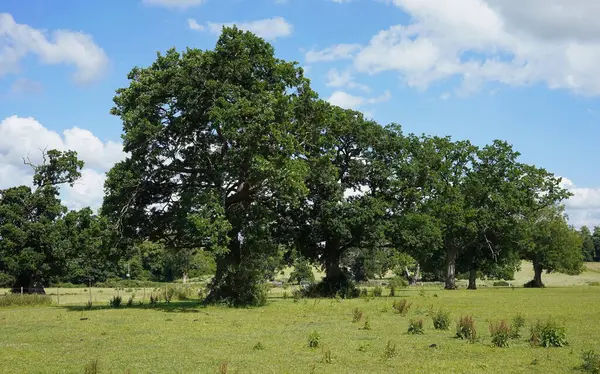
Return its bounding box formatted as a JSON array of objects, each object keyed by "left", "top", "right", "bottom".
[{"left": 1, "top": 265, "right": 600, "bottom": 373}]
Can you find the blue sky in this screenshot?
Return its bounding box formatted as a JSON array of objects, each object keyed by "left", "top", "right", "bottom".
[{"left": 1, "top": 0, "right": 599, "bottom": 226}]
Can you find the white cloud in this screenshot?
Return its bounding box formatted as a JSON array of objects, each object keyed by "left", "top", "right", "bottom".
[
  {"left": 305, "top": 44, "right": 362, "bottom": 63},
  {"left": 203, "top": 17, "right": 293, "bottom": 40},
  {"left": 0, "top": 116, "right": 127, "bottom": 211},
  {"left": 327, "top": 90, "right": 391, "bottom": 110},
  {"left": 9, "top": 78, "right": 43, "bottom": 94},
  {"left": 0, "top": 13, "right": 109, "bottom": 84},
  {"left": 560, "top": 177, "right": 600, "bottom": 228},
  {"left": 346, "top": 0, "right": 600, "bottom": 95},
  {"left": 142, "top": 0, "right": 206, "bottom": 8},
  {"left": 187, "top": 18, "right": 204, "bottom": 31},
  {"left": 326, "top": 68, "right": 370, "bottom": 92}
]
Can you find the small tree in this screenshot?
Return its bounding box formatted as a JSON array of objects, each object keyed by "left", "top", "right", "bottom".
[
  {"left": 520, "top": 205, "right": 583, "bottom": 288},
  {"left": 289, "top": 257, "right": 315, "bottom": 284}
]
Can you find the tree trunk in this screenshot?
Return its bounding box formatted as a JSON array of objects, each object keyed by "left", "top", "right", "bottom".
[
  {"left": 445, "top": 247, "right": 458, "bottom": 290},
  {"left": 206, "top": 230, "right": 242, "bottom": 303},
  {"left": 532, "top": 261, "right": 545, "bottom": 288},
  {"left": 467, "top": 268, "right": 477, "bottom": 290},
  {"left": 182, "top": 272, "right": 188, "bottom": 284}
]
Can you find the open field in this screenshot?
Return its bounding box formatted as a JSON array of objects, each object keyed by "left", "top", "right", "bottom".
[{"left": 1, "top": 265, "right": 600, "bottom": 373}]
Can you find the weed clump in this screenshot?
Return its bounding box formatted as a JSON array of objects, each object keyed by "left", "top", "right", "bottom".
[
  {"left": 253, "top": 342, "right": 265, "bottom": 351},
  {"left": 489, "top": 320, "right": 511, "bottom": 347},
  {"left": 510, "top": 314, "right": 526, "bottom": 339},
  {"left": 432, "top": 309, "right": 451, "bottom": 330},
  {"left": 383, "top": 340, "right": 397, "bottom": 359},
  {"left": 456, "top": 315, "right": 477, "bottom": 343},
  {"left": 392, "top": 299, "right": 412, "bottom": 315},
  {"left": 109, "top": 295, "right": 122, "bottom": 308},
  {"left": 581, "top": 349, "right": 600, "bottom": 373},
  {"left": 530, "top": 320, "right": 568, "bottom": 347},
  {"left": 373, "top": 285, "right": 383, "bottom": 297},
  {"left": 352, "top": 308, "right": 364, "bottom": 323},
  {"left": 308, "top": 331, "right": 321, "bottom": 348},
  {"left": 408, "top": 319, "right": 424, "bottom": 335},
  {"left": 83, "top": 359, "right": 99, "bottom": 374},
  {"left": 361, "top": 316, "right": 372, "bottom": 330}
]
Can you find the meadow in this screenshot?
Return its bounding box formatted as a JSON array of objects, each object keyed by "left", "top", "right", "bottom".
[{"left": 1, "top": 264, "right": 600, "bottom": 373}]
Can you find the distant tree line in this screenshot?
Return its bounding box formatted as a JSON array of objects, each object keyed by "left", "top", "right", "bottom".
[{"left": 0, "top": 27, "right": 586, "bottom": 305}]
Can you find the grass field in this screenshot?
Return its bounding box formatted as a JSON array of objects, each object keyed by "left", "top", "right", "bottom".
[{"left": 1, "top": 264, "right": 600, "bottom": 373}]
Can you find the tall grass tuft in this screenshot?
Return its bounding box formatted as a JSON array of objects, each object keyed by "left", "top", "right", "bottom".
[
  {"left": 0, "top": 294, "right": 52, "bottom": 308},
  {"left": 456, "top": 315, "right": 477, "bottom": 343}
]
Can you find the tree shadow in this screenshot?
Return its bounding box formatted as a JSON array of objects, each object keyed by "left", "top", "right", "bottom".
[{"left": 59, "top": 300, "right": 206, "bottom": 313}]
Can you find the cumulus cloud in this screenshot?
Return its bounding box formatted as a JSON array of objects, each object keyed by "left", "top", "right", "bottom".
[
  {"left": 305, "top": 44, "right": 362, "bottom": 63},
  {"left": 142, "top": 0, "right": 206, "bottom": 8},
  {"left": 559, "top": 177, "right": 600, "bottom": 228},
  {"left": 303, "top": 0, "right": 600, "bottom": 95},
  {"left": 326, "top": 68, "right": 370, "bottom": 92},
  {"left": 327, "top": 90, "right": 391, "bottom": 110},
  {"left": 0, "top": 13, "right": 109, "bottom": 84},
  {"left": 199, "top": 17, "right": 293, "bottom": 40},
  {"left": 0, "top": 116, "right": 127, "bottom": 211}
]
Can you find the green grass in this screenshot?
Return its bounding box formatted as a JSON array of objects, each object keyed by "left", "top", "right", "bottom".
[
  {"left": 1, "top": 265, "right": 600, "bottom": 373},
  {"left": 1, "top": 286, "right": 600, "bottom": 373}
]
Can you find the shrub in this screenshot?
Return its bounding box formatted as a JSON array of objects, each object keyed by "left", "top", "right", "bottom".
[
  {"left": 589, "top": 282, "right": 600, "bottom": 287},
  {"left": 383, "top": 340, "right": 397, "bottom": 359},
  {"left": 582, "top": 350, "right": 600, "bottom": 373},
  {"left": 165, "top": 287, "right": 176, "bottom": 303},
  {"left": 292, "top": 289, "right": 302, "bottom": 302},
  {"left": 510, "top": 314, "right": 526, "bottom": 339},
  {"left": 360, "top": 288, "right": 368, "bottom": 298},
  {"left": 392, "top": 299, "right": 412, "bottom": 315},
  {"left": 0, "top": 294, "right": 52, "bottom": 308},
  {"left": 530, "top": 320, "right": 568, "bottom": 347},
  {"left": 389, "top": 276, "right": 408, "bottom": 289},
  {"left": 84, "top": 359, "right": 99, "bottom": 374},
  {"left": 408, "top": 319, "right": 424, "bottom": 335},
  {"left": 373, "top": 285, "right": 383, "bottom": 297},
  {"left": 489, "top": 320, "right": 511, "bottom": 347},
  {"left": 456, "top": 315, "right": 477, "bottom": 343},
  {"left": 493, "top": 281, "right": 510, "bottom": 287},
  {"left": 352, "top": 308, "right": 364, "bottom": 323},
  {"left": 127, "top": 296, "right": 135, "bottom": 307},
  {"left": 174, "top": 286, "right": 192, "bottom": 301},
  {"left": 389, "top": 284, "right": 396, "bottom": 297},
  {"left": 0, "top": 272, "right": 15, "bottom": 288},
  {"left": 308, "top": 331, "right": 321, "bottom": 348},
  {"left": 149, "top": 294, "right": 159, "bottom": 306},
  {"left": 109, "top": 295, "right": 122, "bottom": 308},
  {"left": 432, "top": 309, "right": 451, "bottom": 330}
]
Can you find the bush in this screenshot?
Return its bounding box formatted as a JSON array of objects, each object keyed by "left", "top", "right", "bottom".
[
  {"left": 127, "top": 295, "right": 135, "bottom": 307},
  {"left": 392, "top": 299, "right": 412, "bottom": 315},
  {"left": 308, "top": 331, "right": 321, "bottom": 348},
  {"left": 289, "top": 258, "right": 315, "bottom": 285},
  {"left": 432, "top": 309, "right": 451, "bottom": 330},
  {"left": 530, "top": 320, "right": 568, "bottom": 347},
  {"left": 489, "top": 320, "right": 511, "bottom": 347},
  {"left": 510, "top": 314, "right": 526, "bottom": 339},
  {"left": 0, "top": 294, "right": 52, "bottom": 308},
  {"left": 408, "top": 319, "right": 424, "bottom": 334},
  {"left": 388, "top": 284, "right": 396, "bottom": 297},
  {"left": 389, "top": 275, "right": 408, "bottom": 289},
  {"left": 360, "top": 288, "right": 368, "bottom": 298},
  {"left": 0, "top": 273, "right": 15, "bottom": 288},
  {"left": 493, "top": 281, "right": 510, "bottom": 287},
  {"left": 352, "top": 308, "right": 364, "bottom": 323},
  {"left": 456, "top": 315, "right": 477, "bottom": 343},
  {"left": 109, "top": 295, "right": 122, "bottom": 308},
  {"left": 373, "top": 285, "right": 383, "bottom": 297},
  {"left": 582, "top": 350, "right": 600, "bottom": 373}
]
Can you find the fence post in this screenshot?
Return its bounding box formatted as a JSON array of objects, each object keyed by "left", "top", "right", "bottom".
[
  {"left": 20, "top": 287, "right": 23, "bottom": 296},
  {"left": 89, "top": 282, "right": 92, "bottom": 305},
  {"left": 143, "top": 287, "right": 146, "bottom": 302},
  {"left": 57, "top": 287, "right": 60, "bottom": 305}
]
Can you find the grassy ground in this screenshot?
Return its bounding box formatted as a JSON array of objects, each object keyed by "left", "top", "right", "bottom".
[{"left": 1, "top": 265, "right": 600, "bottom": 373}]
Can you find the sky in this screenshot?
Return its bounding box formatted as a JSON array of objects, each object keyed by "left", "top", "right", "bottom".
[{"left": 1, "top": 0, "right": 600, "bottom": 227}]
